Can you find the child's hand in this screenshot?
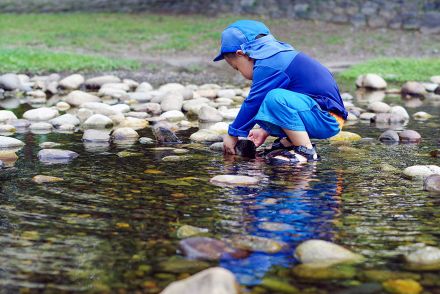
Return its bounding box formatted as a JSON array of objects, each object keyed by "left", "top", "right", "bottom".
[
  {"left": 223, "top": 135, "right": 238, "bottom": 155},
  {"left": 248, "top": 128, "right": 269, "bottom": 147}
]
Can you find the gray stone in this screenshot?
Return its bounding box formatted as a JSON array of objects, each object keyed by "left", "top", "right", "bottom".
[
  {"left": 0, "top": 73, "right": 22, "bottom": 91},
  {"left": 38, "top": 149, "right": 79, "bottom": 163},
  {"left": 65, "top": 90, "right": 100, "bottom": 107},
  {"left": 83, "top": 114, "right": 113, "bottom": 129},
  {"left": 401, "top": 81, "right": 427, "bottom": 97},
  {"left": 161, "top": 93, "right": 184, "bottom": 112},
  {"left": 112, "top": 127, "right": 139, "bottom": 140},
  {"left": 59, "top": 74, "right": 84, "bottom": 90},
  {"left": 139, "top": 137, "right": 154, "bottom": 144},
  {"left": 158, "top": 83, "right": 185, "bottom": 93},
  {"left": 357, "top": 74, "right": 387, "bottom": 89},
  {"left": 49, "top": 114, "right": 80, "bottom": 128},
  {"left": 424, "top": 175, "right": 440, "bottom": 192},
  {"left": 404, "top": 245, "right": 440, "bottom": 270},
  {"left": 379, "top": 130, "right": 399, "bottom": 143},
  {"left": 229, "top": 235, "right": 287, "bottom": 253},
  {"left": 176, "top": 225, "right": 209, "bottom": 239},
  {"left": 210, "top": 175, "right": 259, "bottom": 186},
  {"left": 85, "top": 75, "right": 121, "bottom": 88},
  {"left": 209, "top": 142, "right": 224, "bottom": 152},
  {"left": 403, "top": 165, "right": 440, "bottom": 180},
  {"left": 152, "top": 126, "right": 181, "bottom": 144},
  {"left": 23, "top": 107, "right": 59, "bottom": 121},
  {"left": 199, "top": 105, "right": 223, "bottom": 122},
  {"left": 179, "top": 237, "right": 241, "bottom": 261},
  {"left": 135, "top": 82, "right": 153, "bottom": 92},
  {"left": 82, "top": 129, "right": 111, "bottom": 142},
  {"left": 368, "top": 101, "right": 391, "bottom": 113},
  {"left": 127, "top": 92, "right": 152, "bottom": 102},
  {"left": 360, "top": 112, "right": 376, "bottom": 120},
  {"left": 159, "top": 110, "right": 185, "bottom": 122},
  {"left": 389, "top": 106, "right": 410, "bottom": 120},
  {"left": 80, "top": 102, "right": 119, "bottom": 116},
  {"left": 0, "top": 136, "right": 24, "bottom": 149}
]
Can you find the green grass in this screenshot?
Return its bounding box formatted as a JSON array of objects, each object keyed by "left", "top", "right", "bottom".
[
  {"left": 0, "top": 49, "right": 140, "bottom": 73},
  {"left": 339, "top": 58, "right": 440, "bottom": 83}
]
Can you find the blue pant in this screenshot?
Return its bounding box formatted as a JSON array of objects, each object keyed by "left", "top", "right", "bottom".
[{"left": 254, "top": 89, "right": 341, "bottom": 139}]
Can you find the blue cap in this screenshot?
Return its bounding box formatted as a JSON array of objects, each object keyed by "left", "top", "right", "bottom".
[{"left": 213, "top": 20, "right": 271, "bottom": 62}]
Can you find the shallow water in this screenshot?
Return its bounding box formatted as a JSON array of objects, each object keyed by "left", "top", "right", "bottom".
[{"left": 0, "top": 93, "right": 439, "bottom": 293}]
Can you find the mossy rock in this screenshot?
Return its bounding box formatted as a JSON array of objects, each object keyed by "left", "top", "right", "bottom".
[
  {"left": 359, "top": 270, "right": 421, "bottom": 282},
  {"left": 261, "top": 277, "right": 299, "bottom": 293},
  {"left": 329, "top": 131, "right": 362, "bottom": 142},
  {"left": 382, "top": 279, "right": 422, "bottom": 294},
  {"left": 292, "top": 264, "right": 356, "bottom": 280},
  {"left": 157, "top": 258, "right": 210, "bottom": 274}
]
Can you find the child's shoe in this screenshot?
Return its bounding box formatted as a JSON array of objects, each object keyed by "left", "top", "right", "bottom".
[{"left": 266, "top": 145, "right": 320, "bottom": 165}]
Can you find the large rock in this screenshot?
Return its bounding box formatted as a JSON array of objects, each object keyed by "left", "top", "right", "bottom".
[
  {"left": 38, "top": 149, "right": 79, "bottom": 163},
  {"left": 161, "top": 267, "right": 239, "bottom": 294},
  {"left": 423, "top": 174, "right": 440, "bottom": 192},
  {"left": 161, "top": 93, "right": 184, "bottom": 112},
  {"left": 0, "top": 136, "right": 24, "bottom": 149},
  {"left": 83, "top": 114, "right": 113, "bottom": 129},
  {"left": 357, "top": 74, "right": 387, "bottom": 89},
  {"left": 112, "top": 127, "right": 139, "bottom": 140},
  {"left": 401, "top": 81, "right": 427, "bottom": 97},
  {"left": 182, "top": 98, "right": 210, "bottom": 114},
  {"left": 210, "top": 175, "right": 259, "bottom": 186},
  {"left": 59, "top": 74, "right": 84, "bottom": 90},
  {"left": 23, "top": 107, "right": 59, "bottom": 121},
  {"left": 368, "top": 101, "right": 390, "bottom": 113},
  {"left": 399, "top": 130, "right": 421, "bottom": 143},
  {"left": 190, "top": 129, "right": 223, "bottom": 143},
  {"left": 65, "top": 90, "right": 100, "bottom": 107},
  {"left": 0, "top": 73, "right": 22, "bottom": 91},
  {"left": 403, "top": 165, "right": 440, "bottom": 180},
  {"left": 199, "top": 105, "right": 223, "bottom": 122},
  {"left": 217, "top": 89, "right": 236, "bottom": 99},
  {"left": 85, "top": 75, "right": 121, "bottom": 88},
  {"left": 0, "top": 110, "right": 17, "bottom": 123},
  {"left": 404, "top": 245, "right": 440, "bottom": 271},
  {"left": 82, "top": 129, "right": 111, "bottom": 142},
  {"left": 294, "top": 239, "right": 364, "bottom": 266},
  {"left": 49, "top": 114, "right": 80, "bottom": 128}
]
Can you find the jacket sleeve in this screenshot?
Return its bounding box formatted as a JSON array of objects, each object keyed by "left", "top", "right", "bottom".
[{"left": 228, "top": 66, "right": 290, "bottom": 137}]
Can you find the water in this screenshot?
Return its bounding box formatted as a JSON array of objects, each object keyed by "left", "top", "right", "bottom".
[{"left": 0, "top": 92, "right": 439, "bottom": 293}]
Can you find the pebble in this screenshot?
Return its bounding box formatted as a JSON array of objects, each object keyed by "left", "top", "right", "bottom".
[
  {"left": 162, "top": 155, "right": 189, "bottom": 162},
  {"left": 412, "top": 111, "right": 432, "bottom": 120},
  {"left": 430, "top": 75, "right": 440, "bottom": 84},
  {"left": 127, "top": 92, "right": 151, "bottom": 102},
  {"left": 0, "top": 110, "right": 17, "bottom": 122},
  {"left": 32, "top": 175, "right": 64, "bottom": 184},
  {"left": 82, "top": 129, "right": 111, "bottom": 142},
  {"left": 85, "top": 75, "right": 121, "bottom": 88},
  {"left": 37, "top": 149, "right": 79, "bottom": 163},
  {"left": 401, "top": 81, "right": 427, "bottom": 97},
  {"left": 153, "top": 126, "right": 181, "bottom": 144},
  {"left": 210, "top": 175, "right": 259, "bottom": 186},
  {"left": 368, "top": 101, "right": 390, "bottom": 113},
  {"left": 389, "top": 106, "right": 409, "bottom": 120},
  {"left": 198, "top": 105, "right": 223, "bottom": 122},
  {"left": 29, "top": 122, "right": 53, "bottom": 131},
  {"left": 64, "top": 90, "right": 101, "bottom": 106},
  {"left": 229, "top": 235, "right": 287, "bottom": 253},
  {"left": 258, "top": 222, "right": 294, "bottom": 231},
  {"left": 112, "top": 127, "right": 139, "bottom": 140},
  {"left": 110, "top": 104, "right": 130, "bottom": 113},
  {"left": 329, "top": 131, "right": 362, "bottom": 142},
  {"left": 122, "top": 78, "right": 139, "bottom": 89},
  {"left": 360, "top": 112, "right": 376, "bottom": 120},
  {"left": 158, "top": 83, "right": 185, "bottom": 93},
  {"left": 371, "top": 113, "right": 406, "bottom": 124},
  {"left": 196, "top": 89, "right": 218, "bottom": 99},
  {"left": 23, "top": 107, "right": 59, "bottom": 121},
  {"left": 209, "top": 142, "right": 224, "bottom": 152},
  {"left": 80, "top": 102, "right": 119, "bottom": 116},
  {"left": 294, "top": 239, "right": 364, "bottom": 266},
  {"left": 161, "top": 267, "right": 239, "bottom": 294},
  {"left": 135, "top": 82, "right": 153, "bottom": 92},
  {"left": 190, "top": 129, "right": 223, "bottom": 143},
  {"left": 117, "top": 151, "right": 143, "bottom": 158},
  {"left": 0, "top": 125, "right": 16, "bottom": 134},
  {"left": 83, "top": 114, "right": 113, "bottom": 129},
  {"left": 379, "top": 130, "right": 399, "bottom": 143},
  {"left": 118, "top": 117, "right": 148, "bottom": 130},
  {"left": 58, "top": 124, "right": 76, "bottom": 132},
  {"left": 59, "top": 74, "right": 84, "bottom": 89},
  {"left": 176, "top": 225, "right": 209, "bottom": 239},
  {"left": 179, "top": 237, "right": 246, "bottom": 260},
  {"left": 356, "top": 74, "right": 387, "bottom": 89},
  {"left": 346, "top": 112, "right": 359, "bottom": 121},
  {"left": 219, "top": 108, "right": 240, "bottom": 120},
  {"left": 159, "top": 110, "right": 186, "bottom": 122},
  {"left": 0, "top": 73, "right": 22, "bottom": 91},
  {"left": 39, "top": 142, "right": 61, "bottom": 148},
  {"left": 382, "top": 279, "right": 422, "bottom": 294},
  {"left": 55, "top": 101, "right": 71, "bottom": 111},
  {"left": 49, "top": 114, "right": 80, "bottom": 128},
  {"left": 398, "top": 130, "right": 421, "bottom": 143},
  {"left": 403, "top": 165, "right": 440, "bottom": 180},
  {"left": 424, "top": 175, "right": 440, "bottom": 192},
  {"left": 292, "top": 263, "right": 356, "bottom": 280},
  {"left": 161, "top": 93, "right": 184, "bottom": 111},
  {"left": 139, "top": 137, "right": 154, "bottom": 144},
  {"left": 0, "top": 136, "right": 25, "bottom": 148},
  {"left": 27, "top": 90, "right": 46, "bottom": 99}
]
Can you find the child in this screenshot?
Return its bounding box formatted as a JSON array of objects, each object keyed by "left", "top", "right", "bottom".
[{"left": 214, "top": 20, "right": 347, "bottom": 163}]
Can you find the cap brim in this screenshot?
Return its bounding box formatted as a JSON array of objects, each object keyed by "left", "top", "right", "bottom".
[{"left": 213, "top": 53, "right": 224, "bottom": 62}]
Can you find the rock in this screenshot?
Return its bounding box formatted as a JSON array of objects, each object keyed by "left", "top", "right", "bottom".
[
  {"left": 258, "top": 222, "right": 295, "bottom": 232},
  {"left": 119, "top": 117, "right": 148, "bottom": 130},
  {"left": 82, "top": 129, "right": 111, "bottom": 142},
  {"left": 0, "top": 136, "right": 24, "bottom": 149},
  {"left": 112, "top": 127, "right": 139, "bottom": 140},
  {"left": 110, "top": 104, "right": 130, "bottom": 113},
  {"left": 422, "top": 82, "right": 439, "bottom": 92},
  {"left": 215, "top": 97, "right": 233, "bottom": 106},
  {"left": 136, "top": 82, "right": 153, "bottom": 92},
  {"left": 38, "top": 149, "right": 79, "bottom": 163},
  {"left": 161, "top": 93, "right": 184, "bottom": 112},
  {"left": 30, "top": 122, "right": 53, "bottom": 131},
  {"left": 208, "top": 122, "right": 229, "bottom": 135},
  {"left": 294, "top": 239, "right": 364, "bottom": 265},
  {"left": 8, "top": 119, "right": 30, "bottom": 129},
  {"left": 183, "top": 98, "right": 210, "bottom": 113},
  {"left": 83, "top": 114, "right": 113, "bottom": 129},
  {"left": 357, "top": 74, "right": 387, "bottom": 89},
  {"left": 153, "top": 126, "right": 181, "bottom": 144},
  {"left": 139, "top": 137, "right": 154, "bottom": 144},
  {"left": 23, "top": 107, "right": 59, "bottom": 121},
  {"left": 196, "top": 89, "right": 218, "bottom": 99},
  {"left": 346, "top": 113, "right": 359, "bottom": 121},
  {"left": 412, "top": 112, "right": 432, "bottom": 120},
  {"left": 157, "top": 258, "right": 210, "bottom": 274},
  {"left": 210, "top": 142, "right": 224, "bottom": 152},
  {"left": 39, "top": 142, "right": 61, "bottom": 149},
  {"left": 229, "top": 235, "right": 287, "bottom": 253},
  {"left": 219, "top": 108, "right": 240, "bottom": 120},
  {"left": 190, "top": 129, "right": 223, "bottom": 143},
  {"left": 27, "top": 90, "right": 46, "bottom": 99},
  {"left": 179, "top": 237, "right": 246, "bottom": 260},
  {"left": 398, "top": 130, "right": 421, "bottom": 143},
  {"left": 210, "top": 175, "right": 259, "bottom": 186},
  {"left": 56, "top": 101, "right": 71, "bottom": 111},
  {"left": 0, "top": 125, "right": 16, "bottom": 134},
  {"left": 217, "top": 89, "right": 236, "bottom": 99},
  {"left": 430, "top": 75, "right": 440, "bottom": 84},
  {"left": 199, "top": 105, "right": 223, "bottom": 122},
  {"left": 401, "top": 81, "right": 427, "bottom": 97},
  {"left": 127, "top": 92, "right": 152, "bottom": 102},
  {"left": 379, "top": 130, "right": 399, "bottom": 143},
  {"left": 159, "top": 110, "right": 185, "bottom": 122},
  {"left": 360, "top": 112, "right": 376, "bottom": 120},
  {"left": 100, "top": 82, "right": 129, "bottom": 92},
  {"left": 85, "top": 75, "right": 121, "bottom": 88},
  {"left": 368, "top": 101, "right": 391, "bottom": 113},
  {"left": 261, "top": 277, "right": 299, "bottom": 294},
  {"left": 49, "top": 114, "right": 80, "bottom": 128},
  {"left": 117, "top": 151, "right": 143, "bottom": 158},
  {"left": 235, "top": 139, "right": 256, "bottom": 158},
  {"left": 404, "top": 245, "right": 440, "bottom": 270},
  {"left": 359, "top": 270, "right": 421, "bottom": 283},
  {"left": 176, "top": 225, "right": 209, "bottom": 239},
  {"left": 98, "top": 87, "right": 127, "bottom": 99},
  {"left": 389, "top": 106, "right": 409, "bottom": 120},
  {"left": 59, "top": 74, "right": 84, "bottom": 89},
  {"left": 341, "top": 92, "right": 354, "bottom": 100},
  {"left": 371, "top": 113, "right": 407, "bottom": 124},
  {"left": 329, "top": 131, "right": 362, "bottom": 142},
  {"left": 0, "top": 73, "right": 22, "bottom": 91},
  {"left": 58, "top": 124, "right": 76, "bottom": 132},
  {"left": 65, "top": 90, "right": 101, "bottom": 107},
  {"left": 382, "top": 279, "right": 422, "bottom": 294},
  {"left": 161, "top": 267, "right": 239, "bottom": 294},
  {"left": 122, "top": 78, "right": 139, "bottom": 89},
  {"left": 403, "top": 165, "right": 440, "bottom": 180},
  {"left": 132, "top": 102, "right": 161, "bottom": 115},
  {"left": 292, "top": 263, "right": 356, "bottom": 280},
  {"left": 158, "top": 83, "right": 185, "bottom": 93},
  {"left": 180, "top": 88, "right": 194, "bottom": 100},
  {"left": 32, "top": 175, "right": 64, "bottom": 184},
  {"left": 0, "top": 110, "right": 17, "bottom": 123}
]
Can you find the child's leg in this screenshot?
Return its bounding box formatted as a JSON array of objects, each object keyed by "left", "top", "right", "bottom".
[{"left": 281, "top": 129, "right": 313, "bottom": 149}]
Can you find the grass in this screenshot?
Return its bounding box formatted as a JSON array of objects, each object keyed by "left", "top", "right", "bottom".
[
  {"left": 0, "top": 49, "right": 140, "bottom": 73},
  {"left": 339, "top": 58, "right": 440, "bottom": 83}
]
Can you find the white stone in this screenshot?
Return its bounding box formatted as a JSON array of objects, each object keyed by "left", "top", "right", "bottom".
[
  {"left": 58, "top": 124, "right": 76, "bottom": 131},
  {"left": 85, "top": 75, "right": 121, "bottom": 88},
  {"left": 83, "top": 114, "right": 113, "bottom": 129},
  {"left": 23, "top": 107, "right": 59, "bottom": 121},
  {"left": 127, "top": 92, "right": 152, "bottom": 102},
  {"left": 161, "top": 267, "right": 239, "bottom": 294},
  {"left": 215, "top": 97, "right": 233, "bottom": 106},
  {"left": 359, "top": 112, "right": 376, "bottom": 120},
  {"left": 110, "top": 104, "right": 130, "bottom": 113},
  {"left": 405, "top": 246, "right": 440, "bottom": 266},
  {"left": 112, "top": 127, "right": 139, "bottom": 140},
  {"left": 82, "top": 129, "right": 111, "bottom": 142},
  {"left": 161, "top": 93, "right": 184, "bottom": 112},
  {"left": 430, "top": 76, "right": 440, "bottom": 84},
  {"left": 190, "top": 129, "right": 223, "bottom": 142},
  {"left": 0, "top": 73, "right": 22, "bottom": 91},
  {"left": 0, "top": 110, "right": 17, "bottom": 123},
  {"left": 77, "top": 108, "right": 94, "bottom": 123},
  {"left": 220, "top": 108, "right": 240, "bottom": 120},
  {"left": 98, "top": 87, "right": 127, "bottom": 99},
  {"left": 341, "top": 93, "right": 354, "bottom": 100},
  {"left": 210, "top": 175, "right": 259, "bottom": 186},
  {"left": 29, "top": 122, "right": 53, "bottom": 130},
  {"left": 209, "top": 122, "right": 229, "bottom": 134},
  {"left": 122, "top": 78, "right": 139, "bottom": 89},
  {"left": 196, "top": 89, "right": 218, "bottom": 99},
  {"left": 359, "top": 74, "right": 387, "bottom": 89},
  {"left": 80, "top": 102, "right": 119, "bottom": 116},
  {"left": 159, "top": 83, "right": 185, "bottom": 93},
  {"left": 199, "top": 105, "right": 223, "bottom": 122},
  {"left": 368, "top": 101, "right": 391, "bottom": 113},
  {"left": 403, "top": 165, "right": 440, "bottom": 180},
  {"left": 389, "top": 106, "right": 410, "bottom": 120},
  {"left": 118, "top": 117, "right": 148, "bottom": 130},
  {"left": 59, "top": 74, "right": 85, "bottom": 89},
  {"left": 413, "top": 111, "right": 432, "bottom": 120},
  {"left": 159, "top": 110, "right": 186, "bottom": 122},
  {"left": 56, "top": 101, "right": 71, "bottom": 111},
  {"left": 27, "top": 90, "right": 46, "bottom": 99},
  {"left": 136, "top": 82, "right": 153, "bottom": 92},
  {"left": 294, "top": 239, "right": 364, "bottom": 265},
  {"left": 38, "top": 149, "right": 78, "bottom": 161},
  {"left": 183, "top": 98, "right": 210, "bottom": 114},
  {"left": 401, "top": 81, "right": 427, "bottom": 96},
  {"left": 346, "top": 113, "right": 358, "bottom": 121},
  {"left": 50, "top": 114, "right": 80, "bottom": 128},
  {"left": 65, "top": 90, "right": 101, "bottom": 107},
  {"left": 0, "top": 124, "right": 16, "bottom": 133},
  {"left": 217, "top": 89, "right": 236, "bottom": 99},
  {"left": 422, "top": 82, "right": 439, "bottom": 92},
  {"left": 0, "top": 136, "right": 24, "bottom": 148}
]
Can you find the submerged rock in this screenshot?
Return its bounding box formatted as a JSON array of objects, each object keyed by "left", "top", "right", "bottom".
[
  {"left": 261, "top": 277, "right": 299, "bottom": 294},
  {"left": 38, "top": 149, "right": 79, "bottom": 164},
  {"left": 32, "top": 175, "right": 64, "bottom": 184},
  {"left": 292, "top": 263, "right": 356, "bottom": 280},
  {"left": 424, "top": 174, "right": 440, "bottom": 192},
  {"left": 403, "top": 165, "right": 440, "bottom": 180},
  {"left": 176, "top": 225, "right": 209, "bottom": 239},
  {"left": 404, "top": 245, "right": 440, "bottom": 271},
  {"left": 161, "top": 267, "right": 239, "bottom": 294},
  {"left": 389, "top": 106, "right": 410, "bottom": 120},
  {"left": 294, "top": 239, "right": 364, "bottom": 265},
  {"left": 359, "top": 270, "right": 421, "bottom": 283},
  {"left": 139, "top": 137, "right": 154, "bottom": 144},
  {"left": 153, "top": 126, "right": 181, "bottom": 144},
  {"left": 179, "top": 237, "right": 247, "bottom": 260},
  {"left": 210, "top": 175, "right": 259, "bottom": 186},
  {"left": 229, "top": 235, "right": 287, "bottom": 253},
  {"left": 399, "top": 130, "right": 421, "bottom": 143},
  {"left": 382, "top": 279, "right": 422, "bottom": 294}
]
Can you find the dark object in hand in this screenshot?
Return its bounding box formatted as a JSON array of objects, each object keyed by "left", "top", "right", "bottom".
[{"left": 235, "top": 139, "right": 256, "bottom": 158}]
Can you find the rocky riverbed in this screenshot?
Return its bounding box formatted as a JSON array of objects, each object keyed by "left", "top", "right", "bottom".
[{"left": 0, "top": 71, "right": 439, "bottom": 293}]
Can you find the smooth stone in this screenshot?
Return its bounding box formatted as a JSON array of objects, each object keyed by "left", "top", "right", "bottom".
[
  {"left": 59, "top": 74, "right": 84, "bottom": 89},
  {"left": 176, "top": 225, "right": 209, "bottom": 239},
  {"left": 23, "top": 107, "right": 59, "bottom": 121},
  {"left": 199, "top": 105, "right": 223, "bottom": 122},
  {"left": 0, "top": 110, "right": 17, "bottom": 122},
  {"left": 0, "top": 73, "right": 22, "bottom": 91},
  {"left": 100, "top": 82, "right": 130, "bottom": 91},
  {"left": 161, "top": 267, "right": 238, "bottom": 294},
  {"left": 125, "top": 111, "right": 150, "bottom": 119},
  {"left": 110, "top": 104, "right": 130, "bottom": 113},
  {"left": 382, "top": 279, "right": 422, "bottom": 294},
  {"left": 82, "top": 129, "right": 111, "bottom": 142},
  {"left": 38, "top": 149, "right": 79, "bottom": 163},
  {"left": 215, "top": 97, "right": 233, "bottom": 106},
  {"left": 403, "top": 165, "right": 440, "bottom": 180},
  {"left": 49, "top": 114, "right": 80, "bottom": 128},
  {"left": 294, "top": 239, "right": 364, "bottom": 265},
  {"left": 341, "top": 92, "right": 354, "bottom": 100},
  {"left": 161, "top": 93, "right": 184, "bottom": 112},
  {"left": 85, "top": 75, "right": 121, "bottom": 88},
  {"left": 292, "top": 263, "right": 356, "bottom": 280},
  {"left": 180, "top": 88, "right": 194, "bottom": 100},
  {"left": 179, "top": 237, "right": 244, "bottom": 260},
  {"left": 261, "top": 277, "right": 299, "bottom": 294},
  {"left": 196, "top": 89, "right": 218, "bottom": 99},
  {"left": 80, "top": 102, "right": 119, "bottom": 116},
  {"left": 162, "top": 155, "right": 189, "bottom": 162},
  {"left": 258, "top": 222, "right": 295, "bottom": 232},
  {"left": 209, "top": 142, "right": 224, "bottom": 152},
  {"left": 58, "top": 124, "right": 76, "bottom": 132},
  {"left": 98, "top": 87, "right": 127, "bottom": 99},
  {"left": 404, "top": 246, "right": 440, "bottom": 270},
  {"left": 360, "top": 112, "right": 377, "bottom": 120},
  {"left": 389, "top": 106, "right": 409, "bottom": 120},
  {"left": 379, "top": 130, "right": 400, "bottom": 143},
  {"left": 217, "top": 89, "right": 236, "bottom": 99},
  {"left": 208, "top": 122, "right": 229, "bottom": 134},
  {"left": 0, "top": 124, "right": 16, "bottom": 134},
  {"left": 159, "top": 110, "right": 185, "bottom": 122},
  {"left": 368, "top": 101, "right": 390, "bottom": 113},
  {"left": 32, "top": 175, "right": 64, "bottom": 184},
  {"left": 357, "top": 74, "right": 387, "bottom": 89},
  {"left": 118, "top": 117, "right": 148, "bottom": 130},
  {"left": 413, "top": 112, "right": 432, "bottom": 120},
  {"left": 132, "top": 102, "right": 161, "bottom": 115},
  {"left": 157, "top": 258, "right": 210, "bottom": 274},
  {"left": 56, "top": 101, "right": 71, "bottom": 111},
  {"left": 401, "top": 81, "right": 427, "bottom": 97},
  {"left": 139, "top": 137, "right": 154, "bottom": 144},
  {"left": 371, "top": 113, "right": 406, "bottom": 124},
  {"left": 135, "top": 82, "right": 153, "bottom": 92},
  {"left": 39, "top": 142, "right": 61, "bottom": 148},
  {"left": 122, "top": 78, "right": 139, "bottom": 89},
  {"left": 117, "top": 151, "right": 143, "bottom": 158},
  {"left": 183, "top": 98, "right": 210, "bottom": 113},
  {"left": 153, "top": 126, "right": 181, "bottom": 144},
  {"left": 190, "top": 129, "right": 223, "bottom": 143},
  {"left": 210, "top": 174, "right": 259, "bottom": 186},
  {"left": 83, "top": 114, "right": 113, "bottom": 129},
  {"left": 424, "top": 175, "right": 440, "bottom": 192},
  {"left": 65, "top": 90, "right": 100, "bottom": 106},
  {"left": 0, "top": 136, "right": 24, "bottom": 148},
  {"left": 422, "top": 82, "right": 438, "bottom": 92},
  {"left": 347, "top": 112, "right": 359, "bottom": 121},
  {"left": 77, "top": 108, "right": 94, "bottom": 123},
  {"left": 112, "top": 127, "right": 139, "bottom": 140},
  {"left": 158, "top": 83, "right": 185, "bottom": 93},
  {"left": 148, "top": 90, "right": 167, "bottom": 103},
  {"left": 399, "top": 130, "right": 421, "bottom": 143},
  {"left": 229, "top": 235, "right": 287, "bottom": 253},
  {"left": 7, "top": 119, "right": 30, "bottom": 129},
  {"left": 30, "top": 122, "right": 52, "bottom": 130},
  {"left": 329, "top": 131, "right": 362, "bottom": 142},
  {"left": 27, "top": 90, "right": 46, "bottom": 99},
  {"left": 219, "top": 108, "right": 240, "bottom": 120},
  {"left": 127, "top": 92, "right": 152, "bottom": 102},
  {"left": 359, "top": 270, "right": 421, "bottom": 283}
]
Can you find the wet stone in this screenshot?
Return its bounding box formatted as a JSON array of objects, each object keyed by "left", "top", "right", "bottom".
[
  {"left": 403, "top": 165, "right": 440, "bottom": 180},
  {"left": 413, "top": 112, "right": 432, "bottom": 120},
  {"left": 399, "top": 130, "right": 421, "bottom": 143},
  {"left": 229, "top": 235, "right": 287, "bottom": 253},
  {"left": 32, "top": 175, "right": 64, "bottom": 184},
  {"left": 39, "top": 142, "right": 61, "bottom": 149},
  {"left": 49, "top": 114, "right": 80, "bottom": 128},
  {"left": 368, "top": 101, "right": 390, "bottom": 113},
  {"left": 210, "top": 175, "right": 259, "bottom": 186},
  {"left": 179, "top": 237, "right": 247, "bottom": 260},
  {"left": 0, "top": 136, "right": 25, "bottom": 148},
  {"left": 292, "top": 263, "right": 356, "bottom": 280},
  {"left": 117, "top": 151, "right": 143, "bottom": 158},
  {"left": 139, "top": 137, "right": 154, "bottom": 144},
  {"left": 261, "top": 277, "right": 299, "bottom": 294},
  {"left": 23, "top": 107, "right": 59, "bottom": 121},
  {"left": 0, "top": 110, "right": 17, "bottom": 122},
  {"left": 382, "top": 279, "right": 422, "bottom": 294},
  {"left": 82, "top": 129, "right": 111, "bottom": 142},
  {"left": 258, "top": 222, "right": 294, "bottom": 232},
  {"left": 64, "top": 90, "right": 101, "bottom": 107},
  {"left": 38, "top": 149, "right": 79, "bottom": 164},
  {"left": 157, "top": 258, "right": 210, "bottom": 274},
  {"left": 401, "top": 81, "right": 427, "bottom": 97},
  {"left": 404, "top": 245, "right": 440, "bottom": 271},
  {"left": 379, "top": 130, "right": 399, "bottom": 143},
  {"left": 371, "top": 113, "right": 406, "bottom": 124},
  {"left": 424, "top": 175, "right": 440, "bottom": 192},
  {"left": 190, "top": 129, "right": 223, "bottom": 143},
  {"left": 359, "top": 270, "right": 421, "bottom": 283},
  {"left": 176, "top": 225, "right": 209, "bottom": 239},
  {"left": 112, "top": 127, "right": 139, "bottom": 140},
  {"left": 330, "top": 131, "right": 362, "bottom": 142},
  {"left": 209, "top": 142, "right": 224, "bottom": 152},
  {"left": 153, "top": 126, "right": 181, "bottom": 144}
]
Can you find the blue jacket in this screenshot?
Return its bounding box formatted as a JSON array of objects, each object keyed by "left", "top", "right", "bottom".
[{"left": 228, "top": 36, "right": 347, "bottom": 137}]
